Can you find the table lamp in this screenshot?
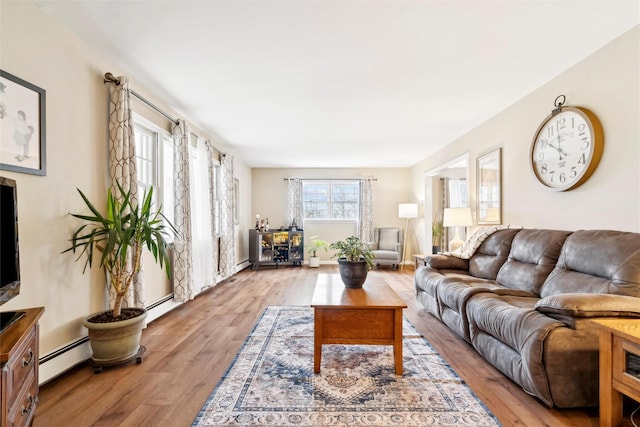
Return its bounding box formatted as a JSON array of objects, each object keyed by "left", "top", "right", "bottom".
[{"left": 443, "top": 207, "right": 473, "bottom": 252}]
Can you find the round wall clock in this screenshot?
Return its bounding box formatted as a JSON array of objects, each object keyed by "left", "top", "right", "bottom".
[{"left": 529, "top": 96, "right": 604, "bottom": 191}]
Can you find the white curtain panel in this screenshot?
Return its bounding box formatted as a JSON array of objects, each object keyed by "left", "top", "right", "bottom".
[
  {"left": 190, "top": 137, "right": 215, "bottom": 292},
  {"left": 287, "top": 178, "right": 303, "bottom": 229},
  {"left": 205, "top": 140, "right": 220, "bottom": 278},
  {"left": 359, "top": 178, "right": 375, "bottom": 243},
  {"left": 219, "top": 154, "right": 237, "bottom": 278},
  {"left": 107, "top": 75, "right": 143, "bottom": 308},
  {"left": 172, "top": 120, "right": 195, "bottom": 302}
]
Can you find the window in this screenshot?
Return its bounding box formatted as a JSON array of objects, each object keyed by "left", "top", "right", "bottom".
[
  {"left": 302, "top": 180, "right": 360, "bottom": 220},
  {"left": 132, "top": 115, "right": 174, "bottom": 228}
]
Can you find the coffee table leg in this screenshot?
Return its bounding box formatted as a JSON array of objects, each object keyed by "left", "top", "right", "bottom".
[
  {"left": 314, "top": 309, "right": 322, "bottom": 373},
  {"left": 393, "top": 308, "right": 403, "bottom": 375}
]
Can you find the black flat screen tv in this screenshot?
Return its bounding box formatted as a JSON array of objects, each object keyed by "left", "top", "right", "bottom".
[{"left": 0, "top": 176, "right": 21, "bottom": 306}]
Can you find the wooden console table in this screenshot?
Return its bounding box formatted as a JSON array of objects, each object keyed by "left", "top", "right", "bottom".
[
  {"left": 1, "top": 307, "right": 45, "bottom": 427},
  {"left": 591, "top": 319, "right": 640, "bottom": 427}
]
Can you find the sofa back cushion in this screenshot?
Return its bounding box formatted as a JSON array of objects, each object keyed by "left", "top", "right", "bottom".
[
  {"left": 496, "top": 229, "right": 571, "bottom": 295},
  {"left": 540, "top": 230, "right": 640, "bottom": 298},
  {"left": 468, "top": 229, "right": 520, "bottom": 279}
]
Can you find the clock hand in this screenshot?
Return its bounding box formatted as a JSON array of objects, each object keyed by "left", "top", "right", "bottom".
[
  {"left": 556, "top": 122, "right": 565, "bottom": 161},
  {"left": 547, "top": 142, "right": 568, "bottom": 160}
]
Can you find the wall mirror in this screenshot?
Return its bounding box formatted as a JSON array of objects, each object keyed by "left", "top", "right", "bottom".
[{"left": 476, "top": 148, "right": 502, "bottom": 225}]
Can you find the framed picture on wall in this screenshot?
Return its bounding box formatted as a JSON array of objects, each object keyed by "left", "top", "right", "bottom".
[
  {"left": 0, "top": 70, "right": 46, "bottom": 176},
  {"left": 476, "top": 148, "right": 501, "bottom": 225}
]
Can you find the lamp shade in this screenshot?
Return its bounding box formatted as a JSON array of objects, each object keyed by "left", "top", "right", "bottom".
[
  {"left": 443, "top": 207, "right": 473, "bottom": 227},
  {"left": 398, "top": 203, "right": 419, "bottom": 219}
]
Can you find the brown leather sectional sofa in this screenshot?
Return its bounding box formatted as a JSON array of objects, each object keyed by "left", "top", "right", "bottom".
[{"left": 414, "top": 228, "right": 640, "bottom": 408}]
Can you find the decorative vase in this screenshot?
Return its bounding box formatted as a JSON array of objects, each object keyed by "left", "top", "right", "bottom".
[
  {"left": 309, "top": 256, "right": 320, "bottom": 268},
  {"left": 337, "top": 259, "right": 368, "bottom": 288},
  {"left": 82, "top": 307, "right": 147, "bottom": 365}
]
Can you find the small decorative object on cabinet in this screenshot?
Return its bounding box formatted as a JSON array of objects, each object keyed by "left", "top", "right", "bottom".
[
  {"left": 1, "top": 307, "right": 45, "bottom": 427},
  {"left": 249, "top": 229, "right": 303, "bottom": 269}
]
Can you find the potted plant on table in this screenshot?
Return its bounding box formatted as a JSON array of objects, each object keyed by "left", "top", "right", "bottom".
[
  {"left": 432, "top": 220, "right": 443, "bottom": 254},
  {"left": 330, "top": 235, "right": 375, "bottom": 288},
  {"left": 306, "top": 236, "right": 329, "bottom": 268},
  {"left": 64, "top": 182, "right": 177, "bottom": 368}
]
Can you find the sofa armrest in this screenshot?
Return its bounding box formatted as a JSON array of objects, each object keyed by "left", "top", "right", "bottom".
[
  {"left": 425, "top": 254, "right": 469, "bottom": 271},
  {"left": 535, "top": 293, "right": 640, "bottom": 318}
]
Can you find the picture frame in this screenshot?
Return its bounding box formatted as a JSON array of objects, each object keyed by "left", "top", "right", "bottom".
[
  {"left": 0, "top": 70, "right": 46, "bottom": 176},
  {"left": 476, "top": 148, "right": 501, "bottom": 225}
]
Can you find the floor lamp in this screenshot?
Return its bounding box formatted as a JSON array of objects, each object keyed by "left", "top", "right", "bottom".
[
  {"left": 398, "top": 203, "right": 418, "bottom": 271},
  {"left": 443, "top": 207, "right": 473, "bottom": 252}
]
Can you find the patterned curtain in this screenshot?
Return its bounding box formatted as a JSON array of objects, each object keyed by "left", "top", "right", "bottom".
[
  {"left": 205, "top": 140, "right": 219, "bottom": 279},
  {"left": 172, "top": 120, "right": 195, "bottom": 302},
  {"left": 286, "top": 178, "right": 303, "bottom": 229},
  {"left": 358, "top": 178, "right": 374, "bottom": 243},
  {"left": 107, "top": 75, "right": 143, "bottom": 308},
  {"left": 219, "top": 154, "right": 237, "bottom": 278}
]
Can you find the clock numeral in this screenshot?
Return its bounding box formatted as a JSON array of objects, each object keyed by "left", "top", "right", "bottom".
[
  {"left": 570, "top": 166, "right": 577, "bottom": 179},
  {"left": 537, "top": 151, "right": 544, "bottom": 162},
  {"left": 546, "top": 126, "right": 554, "bottom": 138},
  {"left": 557, "top": 117, "right": 566, "bottom": 129},
  {"left": 559, "top": 172, "right": 566, "bottom": 183},
  {"left": 578, "top": 123, "right": 586, "bottom": 132},
  {"left": 578, "top": 153, "right": 587, "bottom": 165},
  {"left": 580, "top": 138, "right": 590, "bottom": 150},
  {"left": 540, "top": 163, "right": 548, "bottom": 174}
]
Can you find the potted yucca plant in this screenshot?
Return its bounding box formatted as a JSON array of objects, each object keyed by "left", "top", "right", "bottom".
[
  {"left": 64, "top": 182, "right": 177, "bottom": 367},
  {"left": 330, "top": 236, "right": 374, "bottom": 288}
]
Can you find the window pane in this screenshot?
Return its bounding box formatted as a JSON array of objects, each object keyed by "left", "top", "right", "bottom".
[{"left": 302, "top": 180, "right": 359, "bottom": 220}]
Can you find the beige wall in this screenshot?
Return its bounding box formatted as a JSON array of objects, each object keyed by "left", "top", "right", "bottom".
[
  {"left": 251, "top": 168, "right": 413, "bottom": 261},
  {"left": 411, "top": 25, "right": 640, "bottom": 250},
  {"left": 0, "top": 1, "right": 251, "bottom": 376}
]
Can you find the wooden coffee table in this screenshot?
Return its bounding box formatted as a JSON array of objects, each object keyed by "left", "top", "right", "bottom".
[{"left": 310, "top": 273, "right": 407, "bottom": 375}]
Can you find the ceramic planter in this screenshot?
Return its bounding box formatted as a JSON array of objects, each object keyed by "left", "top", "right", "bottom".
[
  {"left": 337, "top": 259, "right": 368, "bottom": 288},
  {"left": 82, "top": 308, "right": 147, "bottom": 364}
]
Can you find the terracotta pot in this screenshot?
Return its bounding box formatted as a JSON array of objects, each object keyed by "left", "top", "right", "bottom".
[
  {"left": 337, "top": 259, "right": 368, "bottom": 288},
  {"left": 82, "top": 308, "right": 147, "bottom": 364}
]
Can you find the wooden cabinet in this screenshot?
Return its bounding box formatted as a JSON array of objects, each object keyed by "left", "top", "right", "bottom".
[
  {"left": 591, "top": 319, "right": 640, "bottom": 427},
  {"left": 1, "top": 307, "right": 44, "bottom": 427},
  {"left": 249, "top": 229, "right": 303, "bottom": 269}
]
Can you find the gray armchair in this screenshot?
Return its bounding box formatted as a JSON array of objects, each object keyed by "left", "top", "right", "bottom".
[{"left": 370, "top": 227, "right": 403, "bottom": 270}]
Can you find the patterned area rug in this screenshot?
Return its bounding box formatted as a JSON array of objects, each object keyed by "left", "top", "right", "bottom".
[{"left": 193, "top": 306, "right": 501, "bottom": 426}]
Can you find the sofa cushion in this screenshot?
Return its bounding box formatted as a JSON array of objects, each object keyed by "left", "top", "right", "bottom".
[
  {"left": 496, "top": 229, "right": 571, "bottom": 295},
  {"left": 541, "top": 230, "right": 640, "bottom": 298},
  {"left": 467, "top": 293, "right": 565, "bottom": 406},
  {"left": 535, "top": 293, "right": 640, "bottom": 318},
  {"left": 468, "top": 228, "right": 520, "bottom": 279}
]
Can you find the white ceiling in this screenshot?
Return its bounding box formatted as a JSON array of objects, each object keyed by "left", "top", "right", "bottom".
[{"left": 35, "top": 1, "right": 639, "bottom": 168}]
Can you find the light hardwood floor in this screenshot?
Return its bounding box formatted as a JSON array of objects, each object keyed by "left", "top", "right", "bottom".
[{"left": 35, "top": 265, "right": 632, "bottom": 427}]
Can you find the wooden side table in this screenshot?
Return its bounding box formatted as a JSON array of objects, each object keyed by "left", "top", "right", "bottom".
[
  {"left": 590, "top": 319, "right": 640, "bottom": 427},
  {"left": 412, "top": 254, "right": 427, "bottom": 269}
]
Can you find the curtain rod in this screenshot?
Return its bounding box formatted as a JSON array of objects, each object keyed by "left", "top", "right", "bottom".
[
  {"left": 104, "top": 72, "right": 224, "bottom": 157},
  {"left": 104, "top": 72, "right": 178, "bottom": 124},
  {"left": 284, "top": 178, "right": 377, "bottom": 181}
]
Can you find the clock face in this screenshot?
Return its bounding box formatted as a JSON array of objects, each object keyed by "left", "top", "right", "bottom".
[{"left": 530, "top": 106, "right": 603, "bottom": 191}]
